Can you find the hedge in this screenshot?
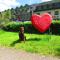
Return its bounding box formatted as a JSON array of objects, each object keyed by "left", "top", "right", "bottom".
[{"left": 2, "top": 21, "right": 60, "bottom": 35}]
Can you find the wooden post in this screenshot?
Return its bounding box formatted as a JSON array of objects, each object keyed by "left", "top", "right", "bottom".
[{"left": 49, "top": 27, "right": 52, "bottom": 40}]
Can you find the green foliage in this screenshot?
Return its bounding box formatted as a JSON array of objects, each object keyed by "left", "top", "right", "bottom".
[
  {"left": 2, "top": 21, "right": 34, "bottom": 32},
  {"left": 51, "top": 21, "right": 60, "bottom": 35},
  {"left": 2, "top": 22, "right": 32, "bottom": 32},
  {"left": 52, "top": 20, "right": 60, "bottom": 24},
  {"left": 2, "top": 21, "right": 60, "bottom": 35},
  {"left": 0, "top": 4, "right": 30, "bottom": 22},
  {"left": 2, "top": 22, "right": 22, "bottom": 31}
]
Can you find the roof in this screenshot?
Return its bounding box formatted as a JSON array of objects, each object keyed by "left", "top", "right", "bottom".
[{"left": 30, "top": 1, "right": 60, "bottom": 7}]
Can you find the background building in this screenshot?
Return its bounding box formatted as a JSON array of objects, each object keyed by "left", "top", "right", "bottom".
[{"left": 30, "top": 0, "right": 60, "bottom": 20}]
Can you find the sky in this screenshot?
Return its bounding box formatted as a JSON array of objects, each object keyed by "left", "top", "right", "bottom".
[{"left": 0, "top": 0, "right": 51, "bottom": 12}]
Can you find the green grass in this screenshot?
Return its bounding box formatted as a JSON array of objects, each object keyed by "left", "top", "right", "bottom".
[
  {"left": 0, "top": 29, "right": 60, "bottom": 56},
  {"left": 0, "top": 30, "right": 18, "bottom": 46}
]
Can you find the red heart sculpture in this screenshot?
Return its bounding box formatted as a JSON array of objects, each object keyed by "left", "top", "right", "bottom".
[{"left": 31, "top": 13, "right": 52, "bottom": 33}]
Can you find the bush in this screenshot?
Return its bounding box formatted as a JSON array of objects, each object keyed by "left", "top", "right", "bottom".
[
  {"left": 2, "top": 22, "right": 23, "bottom": 31},
  {"left": 2, "top": 21, "right": 60, "bottom": 35},
  {"left": 2, "top": 21, "right": 41, "bottom": 34}
]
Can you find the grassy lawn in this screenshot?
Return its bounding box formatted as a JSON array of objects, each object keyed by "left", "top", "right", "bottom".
[{"left": 0, "top": 29, "right": 60, "bottom": 56}]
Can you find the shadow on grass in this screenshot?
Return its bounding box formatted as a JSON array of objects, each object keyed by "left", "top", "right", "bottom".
[
  {"left": 55, "top": 48, "right": 60, "bottom": 57},
  {"left": 10, "top": 39, "right": 20, "bottom": 46},
  {"left": 10, "top": 38, "right": 41, "bottom": 46},
  {"left": 26, "top": 38, "right": 41, "bottom": 41}
]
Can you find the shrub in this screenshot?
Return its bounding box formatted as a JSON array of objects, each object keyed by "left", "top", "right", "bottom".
[
  {"left": 2, "top": 21, "right": 60, "bottom": 35},
  {"left": 2, "top": 21, "right": 41, "bottom": 34},
  {"left": 2, "top": 22, "right": 22, "bottom": 31}
]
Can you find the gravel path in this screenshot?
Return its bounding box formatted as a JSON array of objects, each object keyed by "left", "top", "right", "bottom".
[{"left": 0, "top": 47, "right": 60, "bottom": 60}]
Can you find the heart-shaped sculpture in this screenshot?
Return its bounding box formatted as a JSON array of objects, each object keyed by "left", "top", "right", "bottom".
[{"left": 31, "top": 13, "right": 52, "bottom": 33}]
